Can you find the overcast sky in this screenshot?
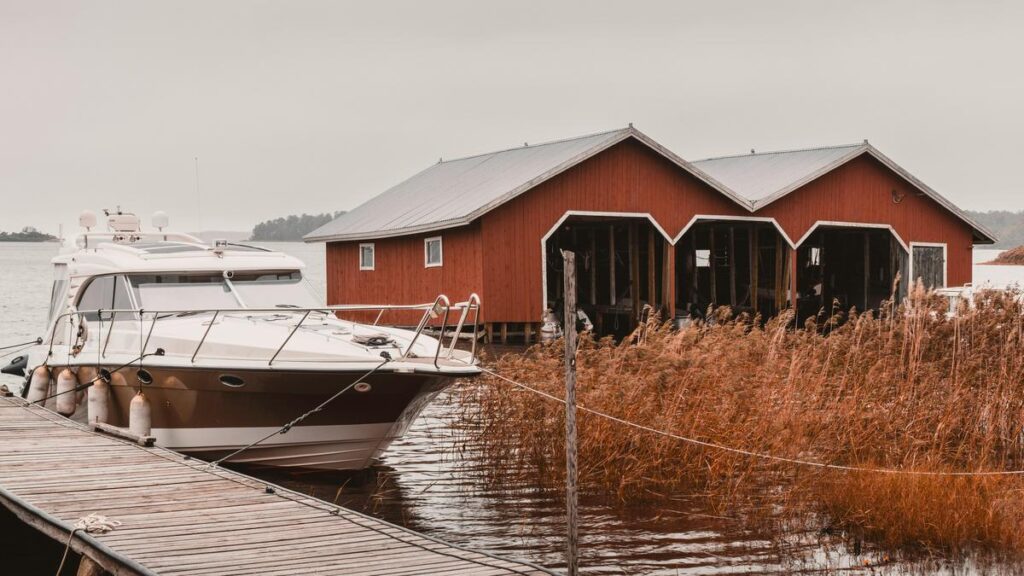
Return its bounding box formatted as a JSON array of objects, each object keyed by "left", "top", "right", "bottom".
[{"left": 2, "top": 0, "right": 1022, "bottom": 235}]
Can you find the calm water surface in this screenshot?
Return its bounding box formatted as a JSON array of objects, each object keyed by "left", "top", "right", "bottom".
[{"left": 0, "top": 242, "right": 1014, "bottom": 575}]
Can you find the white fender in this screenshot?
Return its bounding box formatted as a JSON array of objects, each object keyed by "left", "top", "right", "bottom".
[
  {"left": 26, "top": 366, "right": 50, "bottom": 404},
  {"left": 129, "top": 392, "right": 151, "bottom": 437},
  {"left": 87, "top": 375, "right": 110, "bottom": 425},
  {"left": 76, "top": 366, "right": 97, "bottom": 405},
  {"left": 55, "top": 369, "right": 78, "bottom": 416}
]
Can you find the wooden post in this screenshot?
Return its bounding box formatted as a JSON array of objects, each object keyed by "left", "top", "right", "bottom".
[
  {"left": 647, "top": 228, "right": 656, "bottom": 306},
  {"left": 500, "top": 322, "right": 508, "bottom": 344},
  {"left": 708, "top": 228, "right": 717, "bottom": 305},
  {"left": 76, "top": 556, "right": 104, "bottom": 576},
  {"left": 589, "top": 229, "right": 597, "bottom": 307},
  {"left": 608, "top": 225, "right": 616, "bottom": 306},
  {"left": 524, "top": 322, "right": 532, "bottom": 345},
  {"left": 561, "top": 249, "right": 580, "bottom": 576},
  {"left": 863, "top": 232, "right": 870, "bottom": 311},
  {"left": 728, "top": 226, "right": 737, "bottom": 307},
  {"left": 790, "top": 246, "right": 798, "bottom": 320},
  {"left": 774, "top": 235, "right": 783, "bottom": 311},
  {"left": 629, "top": 223, "right": 640, "bottom": 325},
  {"left": 751, "top": 225, "right": 759, "bottom": 314},
  {"left": 664, "top": 242, "right": 675, "bottom": 318}
]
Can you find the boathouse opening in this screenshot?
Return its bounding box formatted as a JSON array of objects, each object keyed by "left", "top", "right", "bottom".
[
  {"left": 674, "top": 219, "right": 791, "bottom": 321},
  {"left": 544, "top": 216, "right": 670, "bottom": 339},
  {"left": 793, "top": 225, "right": 906, "bottom": 323}
]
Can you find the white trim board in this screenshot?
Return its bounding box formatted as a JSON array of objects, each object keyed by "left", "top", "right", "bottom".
[
  {"left": 793, "top": 220, "right": 910, "bottom": 252},
  {"left": 672, "top": 214, "right": 796, "bottom": 248}
]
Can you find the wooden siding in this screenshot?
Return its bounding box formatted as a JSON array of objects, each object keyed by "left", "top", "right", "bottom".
[
  {"left": 323, "top": 143, "right": 978, "bottom": 324},
  {"left": 326, "top": 223, "right": 483, "bottom": 324},
  {"left": 480, "top": 139, "right": 746, "bottom": 322},
  {"left": 755, "top": 154, "right": 975, "bottom": 287}
]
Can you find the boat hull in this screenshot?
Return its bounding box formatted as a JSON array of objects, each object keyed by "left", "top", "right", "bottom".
[{"left": 54, "top": 364, "right": 453, "bottom": 471}]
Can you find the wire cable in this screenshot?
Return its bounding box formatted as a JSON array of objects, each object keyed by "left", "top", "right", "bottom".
[
  {"left": 0, "top": 337, "right": 41, "bottom": 351},
  {"left": 479, "top": 365, "right": 1024, "bottom": 478}
]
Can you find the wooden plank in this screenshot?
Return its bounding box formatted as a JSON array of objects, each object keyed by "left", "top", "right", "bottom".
[{"left": 0, "top": 396, "right": 548, "bottom": 576}]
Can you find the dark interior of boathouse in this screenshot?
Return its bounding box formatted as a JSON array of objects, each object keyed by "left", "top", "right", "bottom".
[{"left": 545, "top": 217, "right": 914, "bottom": 338}]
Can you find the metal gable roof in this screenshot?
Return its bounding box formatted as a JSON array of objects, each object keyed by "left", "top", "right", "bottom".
[
  {"left": 305, "top": 130, "right": 994, "bottom": 245},
  {"left": 305, "top": 129, "right": 631, "bottom": 242},
  {"left": 304, "top": 126, "right": 744, "bottom": 243},
  {"left": 692, "top": 144, "right": 866, "bottom": 207},
  {"left": 693, "top": 143, "right": 996, "bottom": 243}
]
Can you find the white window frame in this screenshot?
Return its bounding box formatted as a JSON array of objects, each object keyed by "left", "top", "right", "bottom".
[
  {"left": 424, "top": 236, "right": 443, "bottom": 268},
  {"left": 908, "top": 242, "right": 947, "bottom": 288},
  {"left": 359, "top": 243, "right": 375, "bottom": 271}
]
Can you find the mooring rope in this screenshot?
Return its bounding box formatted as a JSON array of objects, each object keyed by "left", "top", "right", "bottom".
[
  {"left": 54, "top": 514, "right": 121, "bottom": 576},
  {"left": 208, "top": 356, "right": 392, "bottom": 468},
  {"left": 478, "top": 365, "right": 1024, "bottom": 477}
]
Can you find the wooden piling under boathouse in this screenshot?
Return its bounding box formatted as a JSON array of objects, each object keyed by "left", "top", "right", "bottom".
[{"left": 0, "top": 395, "right": 551, "bottom": 576}]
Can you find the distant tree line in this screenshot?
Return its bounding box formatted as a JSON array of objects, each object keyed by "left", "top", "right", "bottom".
[
  {"left": 0, "top": 226, "right": 58, "bottom": 242},
  {"left": 965, "top": 210, "right": 1024, "bottom": 249},
  {"left": 250, "top": 212, "right": 345, "bottom": 242}
]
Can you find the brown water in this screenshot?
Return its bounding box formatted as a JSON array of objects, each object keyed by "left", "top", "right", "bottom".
[{"left": 0, "top": 242, "right": 1008, "bottom": 575}]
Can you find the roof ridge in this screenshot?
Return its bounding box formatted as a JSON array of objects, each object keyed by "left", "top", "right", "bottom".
[
  {"left": 693, "top": 142, "right": 867, "bottom": 163},
  {"left": 438, "top": 126, "right": 631, "bottom": 164}
]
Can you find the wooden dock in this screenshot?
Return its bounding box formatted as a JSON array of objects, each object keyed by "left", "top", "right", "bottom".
[{"left": 0, "top": 395, "right": 552, "bottom": 576}]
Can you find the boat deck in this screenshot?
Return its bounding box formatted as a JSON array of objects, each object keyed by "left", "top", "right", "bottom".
[{"left": 0, "top": 394, "right": 551, "bottom": 576}]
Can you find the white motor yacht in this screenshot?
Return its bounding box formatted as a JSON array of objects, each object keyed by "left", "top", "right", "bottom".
[{"left": 7, "top": 209, "right": 480, "bottom": 471}]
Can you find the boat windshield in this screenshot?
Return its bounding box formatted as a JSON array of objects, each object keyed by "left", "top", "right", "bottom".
[
  {"left": 129, "top": 274, "right": 239, "bottom": 311},
  {"left": 229, "top": 271, "right": 321, "bottom": 309},
  {"left": 127, "top": 271, "right": 320, "bottom": 312}
]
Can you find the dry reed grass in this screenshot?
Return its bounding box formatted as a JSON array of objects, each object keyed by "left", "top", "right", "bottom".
[{"left": 454, "top": 285, "right": 1024, "bottom": 559}]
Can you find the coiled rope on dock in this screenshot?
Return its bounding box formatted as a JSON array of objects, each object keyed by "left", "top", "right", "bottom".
[
  {"left": 478, "top": 365, "right": 1024, "bottom": 478},
  {"left": 55, "top": 514, "right": 121, "bottom": 576}
]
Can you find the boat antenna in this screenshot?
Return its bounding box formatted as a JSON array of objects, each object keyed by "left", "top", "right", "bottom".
[{"left": 194, "top": 156, "right": 202, "bottom": 234}]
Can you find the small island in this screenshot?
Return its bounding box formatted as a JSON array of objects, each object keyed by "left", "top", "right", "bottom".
[
  {"left": 0, "top": 227, "right": 58, "bottom": 242},
  {"left": 250, "top": 212, "right": 344, "bottom": 242}
]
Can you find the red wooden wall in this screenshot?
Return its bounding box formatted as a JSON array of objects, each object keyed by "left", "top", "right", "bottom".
[
  {"left": 479, "top": 139, "right": 745, "bottom": 322},
  {"left": 324, "top": 140, "right": 979, "bottom": 323},
  {"left": 325, "top": 222, "right": 482, "bottom": 324},
  {"left": 755, "top": 154, "right": 975, "bottom": 287}
]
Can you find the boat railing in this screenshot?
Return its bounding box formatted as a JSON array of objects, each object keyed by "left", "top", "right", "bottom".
[{"left": 45, "top": 294, "right": 482, "bottom": 370}]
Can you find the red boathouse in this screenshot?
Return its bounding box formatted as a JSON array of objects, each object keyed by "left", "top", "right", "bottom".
[{"left": 306, "top": 126, "right": 994, "bottom": 340}]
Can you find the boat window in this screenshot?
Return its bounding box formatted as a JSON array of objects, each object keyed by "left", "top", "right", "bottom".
[
  {"left": 46, "top": 264, "right": 69, "bottom": 325},
  {"left": 229, "top": 271, "right": 320, "bottom": 309},
  {"left": 76, "top": 276, "right": 116, "bottom": 321},
  {"left": 128, "top": 274, "right": 240, "bottom": 311}
]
